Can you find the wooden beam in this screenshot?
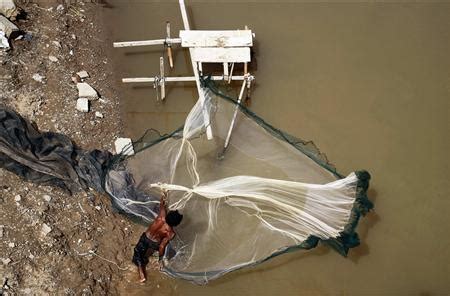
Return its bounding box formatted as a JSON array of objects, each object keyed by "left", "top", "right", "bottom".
[
  {"left": 180, "top": 30, "right": 253, "bottom": 47},
  {"left": 190, "top": 47, "right": 251, "bottom": 63},
  {"left": 122, "top": 75, "right": 248, "bottom": 83},
  {"left": 113, "top": 38, "right": 181, "bottom": 48}
]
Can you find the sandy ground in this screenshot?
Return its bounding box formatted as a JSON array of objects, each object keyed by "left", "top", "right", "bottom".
[{"left": 0, "top": 1, "right": 147, "bottom": 294}]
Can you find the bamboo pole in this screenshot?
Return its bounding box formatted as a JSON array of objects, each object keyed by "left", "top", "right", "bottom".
[{"left": 219, "top": 78, "right": 247, "bottom": 158}]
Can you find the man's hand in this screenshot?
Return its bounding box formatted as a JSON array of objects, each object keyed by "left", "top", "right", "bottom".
[{"left": 159, "top": 258, "right": 169, "bottom": 271}]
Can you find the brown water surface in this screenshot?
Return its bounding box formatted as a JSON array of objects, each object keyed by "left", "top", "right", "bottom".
[{"left": 102, "top": 1, "right": 450, "bottom": 295}]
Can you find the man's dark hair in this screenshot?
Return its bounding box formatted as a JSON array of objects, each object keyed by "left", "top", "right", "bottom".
[{"left": 166, "top": 210, "right": 183, "bottom": 227}]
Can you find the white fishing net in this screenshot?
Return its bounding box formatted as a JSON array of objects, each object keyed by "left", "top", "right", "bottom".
[{"left": 104, "top": 85, "right": 370, "bottom": 284}]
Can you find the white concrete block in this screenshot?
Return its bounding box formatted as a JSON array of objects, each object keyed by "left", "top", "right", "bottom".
[
  {"left": 76, "top": 70, "right": 89, "bottom": 80},
  {"left": 76, "top": 82, "right": 98, "bottom": 100},
  {"left": 0, "top": 0, "right": 19, "bottom": 19},
  {"left": 114, "top": 138, "right": 135, "bottom": 156},
  {"left": 76, "top": 98, "right": 89, "bottom": 112},
  {"left": 0, "top": 15, "right": 19, "bottom": 37}
]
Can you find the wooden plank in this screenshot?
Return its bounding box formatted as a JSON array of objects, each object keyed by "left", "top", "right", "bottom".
[
  {"left": 180, "top": 30, "right": 253, "bottom": 47},
  {"left": 191, "top": 47, "right": 250, "bottom": 63},
  {"left": 113, "top": 38, "right": 181, "bottom": 48}
]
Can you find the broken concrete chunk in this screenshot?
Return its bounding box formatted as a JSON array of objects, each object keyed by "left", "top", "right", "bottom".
[
  {"left": 76, "top": 98, "right": 89, "bottom": 113},
  {"left": 114, "top": 138, "right": 135, "bottom": 156},
  {"left": 0, "top": 31, "right": 9, "bottom": 49},
  {"left": 77, "top": 82, "right": 98, "bottom": 100},
  {"left": 8, "top": 242, "right": 14, "bottom": 248},
  {"left": 48, "top": 55, "right": 58, "bottom": 62},
  {"left": 76, "top": 70, "right": 89, "bottom": 80},
  {"left": 32, "top": 73, "right": 45, "bottom": 83},
  {"left": 43, "top": 194, "right": 52, "bottom": 202},
  {"left": 52, "top": 40, "right": 62, "bottom": 49},
  {"left": 95, "top": 111, "right": 103, "bottom": 119},
  {"left": 14, "top": 194, "right": 21, "bottom": 202},
  {"left": 0, "top": 225, "right": 4, "bottom": 238},
  {"left": 41, "top": 223, "right": 52, "bottom": 236},
  {"left": 0, "top": 15, "right": 19, "bottom": 38},
  {"left": 0, "top": 0, "right": 19, "bottom": 19},
  {"left": 1, "top": 258, "right": 11, "bottom": 265}
]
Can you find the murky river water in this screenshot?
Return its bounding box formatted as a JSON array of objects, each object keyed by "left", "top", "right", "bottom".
[{"left": 102, "top": 1, "right": 450, "bottom": 295}]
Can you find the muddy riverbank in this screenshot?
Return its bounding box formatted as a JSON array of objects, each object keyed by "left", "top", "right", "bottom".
[{"left": 0, "top": 1, "right": 142, "bottom": 294}]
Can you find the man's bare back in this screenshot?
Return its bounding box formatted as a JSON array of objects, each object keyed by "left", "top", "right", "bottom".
[{"left": 132, "top": 192, "right": 183, "bottom": 283}]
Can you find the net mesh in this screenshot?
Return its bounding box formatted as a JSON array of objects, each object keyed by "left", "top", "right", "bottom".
[{"left": 105, "top": 80, "right": 372, "bottom": 284}]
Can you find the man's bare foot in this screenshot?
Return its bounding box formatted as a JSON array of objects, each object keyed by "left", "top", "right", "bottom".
[{"left": 138, "top": 266, "right": 147, "bottom": 283}]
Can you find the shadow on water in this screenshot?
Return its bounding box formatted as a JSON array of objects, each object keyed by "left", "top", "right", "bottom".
[
  {"left": 349, "top": 188, "right": 379, "bottom": 263},
  {"left": 208, "top": 245, "right": 331, "bottom": 288}
]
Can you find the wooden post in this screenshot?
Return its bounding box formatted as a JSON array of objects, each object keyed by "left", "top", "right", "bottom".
[
  {"left": 179, "top": 0, "right": 213, "bottom": 140},
  {"left": 160, "top": 57, "right": 166, "bottom": 100},
  {"left": 223, "top": 62, "right": 229, "bottom": 80},
  {"left": 166, "top": 21, "right": 174, "bottom": 68}
]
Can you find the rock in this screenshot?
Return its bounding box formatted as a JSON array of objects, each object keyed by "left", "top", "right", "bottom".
[
  {"left": 114, "top": 138, "right": 135, "bottom": 156},
  {"left": 43, "top": 194, "right": 52, "bottom": 202},
  {"left": 32, "top": 73, "right": 45, "bottom": 83},
  {"left": 95, "top": 111, "right": 103, "bottom": 119},
  {"left": 76, "top": 82, "right": 98, "bottom": 100},
  {"left": 0, "top": 31, "right": 9, "bottom": 49},
  {"left": 0, "top": 15, "right": 19, "bottom": 38},
  {"left": 14, "top": 194, "right": 21, "bottom": 202},
  {"left": 76, "top": 70, "right": 89, "bottom": 80},
  {"left": 52, "top": 40, "right": 61, "bottom": 49},
  {"left": 0, "top": 0, "right": 19, "bottom": 19},
  {"left": 94, "top": 206, "right": 101, "bottom": 211},
  {"left": 76, "top": 98, "right": 89, "bottom": 113},
  {"left": 24, "top": 33, "right": 33, "bottom": 42},
  {"left": 8, "top": 242, "right": 14, "bottom": 248},
  {"left": 48, "top": 55, "right": 58, "bottom": 62},
  {"left": 41, "top": 223, "right": 52, "bottom": 236},
  {"left": 1, "top": 258, "right": 11, "bottom": 265},
  {"left": 56, "top": 4, "right": 64, "bottom": 12}
]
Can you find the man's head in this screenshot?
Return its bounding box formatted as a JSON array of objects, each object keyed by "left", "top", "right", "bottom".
[{"left": 166, "top": 210, "right": 183, "bottom": 227}]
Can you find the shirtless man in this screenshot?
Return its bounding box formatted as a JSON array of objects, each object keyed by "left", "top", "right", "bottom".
[{"left": 132, "top": 191, "right": 183, "bottom": 282}]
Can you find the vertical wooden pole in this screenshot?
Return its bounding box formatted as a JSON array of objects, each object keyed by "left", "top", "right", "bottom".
[
  {"left": 228, "top": 62, "right": 235, "bottom": 84},
  {"left": 223, "top": 62, "right": 229, "bottom": 80},
  {"left": 160, "top": 57, "right": 166, "bottom": 100},
  {"left": 179, "top": 0, "right": 213, "bottom": 139},
  {"left": 166, "top": 21, "right": 174, "bottom": 68}
]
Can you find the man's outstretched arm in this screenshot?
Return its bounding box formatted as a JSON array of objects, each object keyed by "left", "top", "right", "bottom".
[{"left": 157, "top": 191, "right": 168, "bottom": 219}]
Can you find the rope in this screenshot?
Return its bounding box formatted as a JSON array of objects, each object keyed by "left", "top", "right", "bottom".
[{"left": 75, "top": 249, "right": 129, "bottom": 271}]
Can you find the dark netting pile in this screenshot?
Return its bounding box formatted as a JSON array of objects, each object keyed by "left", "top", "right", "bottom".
[{"left": 0, "top": 80, "right": 372, "bottom": 284}]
